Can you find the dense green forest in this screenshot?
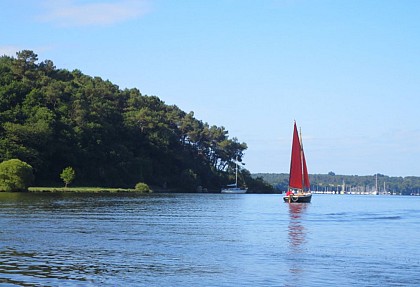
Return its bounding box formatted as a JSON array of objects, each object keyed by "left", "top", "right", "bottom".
[
  {"left": 254, "top": 172, "right": 420, "bottom": 195},
  {"left": 0, "top": 50, "right": 273, "bottom": 192}
]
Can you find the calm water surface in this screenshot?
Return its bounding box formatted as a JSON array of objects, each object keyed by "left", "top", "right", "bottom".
[{"left": 0, "top": 193, "right": 419, "bottom": 286}]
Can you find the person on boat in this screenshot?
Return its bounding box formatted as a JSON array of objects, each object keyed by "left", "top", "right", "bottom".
[{"left": 286, "top": 190, "right": 294, "bottom": 197}]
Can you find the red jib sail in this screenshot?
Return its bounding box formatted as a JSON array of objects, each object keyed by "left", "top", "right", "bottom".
[
  {"left": 289, "top": 121, "right": 310, "bottom": 190},
  {"left": 302, "top": 149, "right": 310, "bottom": 189}
]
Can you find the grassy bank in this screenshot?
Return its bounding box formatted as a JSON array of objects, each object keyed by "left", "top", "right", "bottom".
[{"left": 28, "top": 187, "right": 152, "bottom": 193}]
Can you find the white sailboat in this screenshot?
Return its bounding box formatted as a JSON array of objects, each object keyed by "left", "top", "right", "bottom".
[{"left": 221, "top": 158, "right": 247, "bottom": 194}]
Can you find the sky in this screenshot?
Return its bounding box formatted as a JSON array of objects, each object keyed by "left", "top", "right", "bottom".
[{"left": 1, "top": 0, "right": 419, "bottom": 177}]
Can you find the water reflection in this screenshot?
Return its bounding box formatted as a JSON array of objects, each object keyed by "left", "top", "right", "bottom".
[
  {"left": 287, "top": 203, "right": 308, "bottom": 252},
  {"left": 285, "top": 203, "right": 309, "bottom": 286},
  {"left": 0, "top": 248, "right": 98, "bottom": 286}
]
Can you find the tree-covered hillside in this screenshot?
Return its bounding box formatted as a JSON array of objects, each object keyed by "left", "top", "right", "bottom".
[
  {"left": 0, "top": 50, "right": 273, "bottom": 192},
  {"left": 254, "top": 172, "right": 420, "bottom": 195}
]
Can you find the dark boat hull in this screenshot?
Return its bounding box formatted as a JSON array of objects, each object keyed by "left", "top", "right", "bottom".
[{"left": 283, "top": 193, "right": 312, "bottom": 203}]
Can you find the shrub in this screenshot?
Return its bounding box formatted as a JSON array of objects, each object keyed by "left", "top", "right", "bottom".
[
  {"left": 60, "top": 166, "right": 76, "bottom": 187},
  {"left": 134, "top": 182, "right": 152, "bottom": 193},
  {"left": 0, "top": 159, "right": 34, "bottom": 192}
]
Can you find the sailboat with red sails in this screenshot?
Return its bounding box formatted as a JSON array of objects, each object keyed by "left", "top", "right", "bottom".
[{"left": 283, "top": 121, "right": 312, "bottom": 203}]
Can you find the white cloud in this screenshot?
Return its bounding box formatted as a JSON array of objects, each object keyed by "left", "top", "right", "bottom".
[
  {"left": 0, "top": 45, "right": 55, "bottom": 58},
  {"left": 0, "top": 46, "right": 20, "bottom": 57},
  {"left": 39, "top": 0, "right": 150, "bottom": 27}
]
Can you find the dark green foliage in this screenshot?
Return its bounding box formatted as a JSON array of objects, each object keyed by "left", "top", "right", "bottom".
[
  {"left": 0, "top": 51, "right": 265, "bottom": 190},
  {"left": 0, "top": 159, "right": 34, "bottom": 192},
  {"left": 244, "top": 174, "right": 276, "bottom": 193},
  {"left": 178, "top": 169, "right": 200, "bottom": 192}
]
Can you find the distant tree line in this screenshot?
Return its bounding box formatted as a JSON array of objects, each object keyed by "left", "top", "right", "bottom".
[
  {"left": 254, "top": 172, "right": 420, "bottom": 195},
  {"left": 0, "top": 50, "right": 273, "bottom": 192}
]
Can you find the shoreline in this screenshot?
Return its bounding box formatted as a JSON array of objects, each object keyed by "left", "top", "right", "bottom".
[{"left": 27, "top": 187, "right": 151, "bottom": 193}]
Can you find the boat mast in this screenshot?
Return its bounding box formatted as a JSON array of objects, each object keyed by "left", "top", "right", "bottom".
[{"left": 235, "top": 157, "right": 238, "bottom": 188}]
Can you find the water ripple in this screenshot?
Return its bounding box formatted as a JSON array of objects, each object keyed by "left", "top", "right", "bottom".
[{"left": 0, "top": 193, "right": 419, "bottom": 286}]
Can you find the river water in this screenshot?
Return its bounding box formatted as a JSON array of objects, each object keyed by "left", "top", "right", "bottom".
[{"left": 0, "top": 192, "right": 419, "bottom": 286}]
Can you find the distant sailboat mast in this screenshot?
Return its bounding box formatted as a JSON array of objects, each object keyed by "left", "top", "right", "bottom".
[
  {"left": 235, "top": 157, "right": 239, "bottom": 188},
  {"left": 371, "top": 173, "right": 379, "bottom": 195}
]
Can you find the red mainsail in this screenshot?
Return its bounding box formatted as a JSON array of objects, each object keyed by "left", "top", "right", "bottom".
[
  {"left": 288, "top": 122, "right": 310, "bottom": 190},
  {"left": 289, "top": 122, "right": 303, "bottom": 189}
]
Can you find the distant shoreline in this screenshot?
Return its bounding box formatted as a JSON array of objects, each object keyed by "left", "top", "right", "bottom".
[{"left": 27, "top": 187, "right": 152, "bottom": 193}]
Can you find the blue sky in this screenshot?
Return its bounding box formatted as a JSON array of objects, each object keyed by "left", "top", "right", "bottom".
[{"left": 1, "top": 0, "right": 419, "bottom": 176}]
